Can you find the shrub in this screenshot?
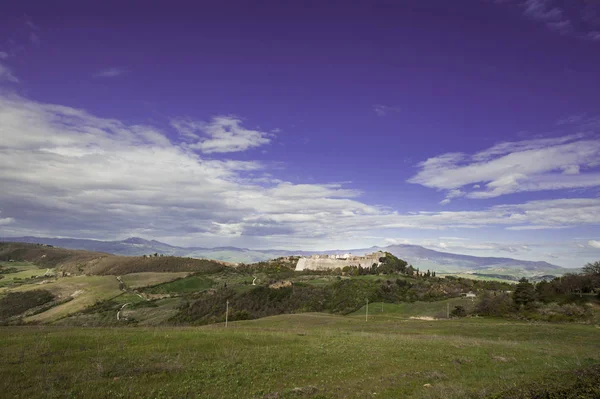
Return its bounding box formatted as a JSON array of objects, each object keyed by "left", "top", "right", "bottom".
[
  {"left": 450, "top": 305, "right": 467, "bottom": 318},
  {"left": 474, "top": 292, "right": 512, "bottom": 317},
  {"left": 538, "top": 302, "right": 591, "bottom": 322}
]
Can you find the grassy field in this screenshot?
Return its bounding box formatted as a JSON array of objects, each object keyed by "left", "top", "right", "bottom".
[
  {"left": 0, "top": 261, "right": 52, "bottom": 288},
  {"left": 349, "top": 297, "right": 478, "bottom": 319},
  {"left": 120, "top": 272, "right": 190, "bottom": 289},
  {"left": 54, "top": 295, "right": 184, "bottom": 327},
  {"left": 438, "top": 273, "right": 517, "bottom": 284},
  {"left": 1, "top": 314, "right": 598, "bottom": 398},
  {"left": 10, "top": 275, "right": 122, "bottom": 323},
  {"left": 126, "top": 297, "right": 184, "bottom": 325},
  {"left": 143, "top": 275, "right": 214, "bottom": 294}
]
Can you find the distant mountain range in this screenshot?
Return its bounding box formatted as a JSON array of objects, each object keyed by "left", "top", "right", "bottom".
[{"left": 0, "top": 236, "right": 573, "bottom": 279}]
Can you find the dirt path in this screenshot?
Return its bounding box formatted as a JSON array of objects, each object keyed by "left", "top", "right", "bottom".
[{"left": 117, "top": 303, "right": 130, "bottom": 320}]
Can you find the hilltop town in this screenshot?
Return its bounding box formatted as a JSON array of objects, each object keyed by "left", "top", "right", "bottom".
[{"left": 295, "top": 251, "right": 386, "bottom": 271}]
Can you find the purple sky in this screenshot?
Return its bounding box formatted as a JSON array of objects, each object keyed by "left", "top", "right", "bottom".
[{"left": 1, "top": 0, "right": 599, "bottom": 267}]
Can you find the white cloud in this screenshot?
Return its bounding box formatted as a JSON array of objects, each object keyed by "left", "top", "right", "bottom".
[
  {"left": 93, "top": 67, "right": 127, "bottom": 78},
  {"left": 0, "top": 211, "right": 14, "bottom": 225},
  {"left": 172, "top": 116, "right": 272, "bottom": 153},
  {"left": 384, "top": 238, "right": 411, "bottom": 245},
  {"left": 561, "top": 164, "right": 580, "bottom": 175},
  {"left": 439, "top": 241, "right": 497, "bottom": 250},
  {"left": 440, "top": 189, "right": 465, "bottom": 205},
  {"left": 1, "top": 93, "right": 600, "bottom": 250},
  {"left": 373, "top": 104, "right": 401, "bottom": 117},
  {"left": 589, "top": 240, "right": 600, "bottom": 249},
  {"left": 0, "top": 62, "right": 19, "bottom": 83},
  {"left": 409, "top": 133, "right": 600, "bottom": 200}
]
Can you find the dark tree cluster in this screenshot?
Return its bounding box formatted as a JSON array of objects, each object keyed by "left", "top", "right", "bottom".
[
  {"left": 331, "top": 253, "right": 436, "bottom": 278},
  {"left": 535, "top": 262, "right": 600, "bottom": 303},
  {"left": 472, "top": 262, "right": 600, "bottom": 322}
]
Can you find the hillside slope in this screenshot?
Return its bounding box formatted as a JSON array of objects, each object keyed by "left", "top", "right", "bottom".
[{"left": 0, "top": 242, "right": 227, "bottom": 275}]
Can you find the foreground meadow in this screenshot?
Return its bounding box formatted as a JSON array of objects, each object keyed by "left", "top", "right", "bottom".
[{"left": 1, "top": 314, "right": 599, "bottom": 399}]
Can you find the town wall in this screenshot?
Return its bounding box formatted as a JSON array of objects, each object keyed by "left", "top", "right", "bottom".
[{"left": 295, "top": 251, "right": 385, "bottom": 271}]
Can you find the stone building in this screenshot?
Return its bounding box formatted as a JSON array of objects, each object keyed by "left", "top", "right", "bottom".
[{"left": 295, "top": 251, "right": 386, "bottom": 271}]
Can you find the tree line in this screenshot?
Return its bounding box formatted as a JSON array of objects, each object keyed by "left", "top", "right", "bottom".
[{"left": 463, "top": 261, "right": 600, "bottom": 322}]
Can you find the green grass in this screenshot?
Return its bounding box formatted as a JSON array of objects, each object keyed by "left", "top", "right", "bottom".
[
  {"left": 349, "top": 297, "right": 478, "bottom": 319},
  {"left": 144, "top": 275, "right": 214, "bottom": 294},
  {"left": 0, "top": 261, "right": 35, "bottom": 269},
  {"left": 0, "top": 261, "right": 51, "bottom": 288},
  {"left": 0, "top": 315, "right": 598, "bottom": 398},
  {"left": 127, "top": 297, "right": 184, "bottom": 325},
  {"left": 300, "top": 277, "right": 340, "bottom": 286},
  {"left": 120, "top": 272, "right": 190, "bottom": 289},
  {"left": 439, "top": 273, "right": 517, "bottom": 284}
]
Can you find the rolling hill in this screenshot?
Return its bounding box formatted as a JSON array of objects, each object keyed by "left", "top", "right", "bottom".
[
  {"left": 0, "top": 236, "right": 574, "bottom": 278},
  {"left": 0, "top": 241, "right": 228, "bottom": 276}
]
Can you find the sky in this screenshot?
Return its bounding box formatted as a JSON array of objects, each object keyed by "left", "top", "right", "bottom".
[{"left": 0, "top": 0, "right": 599, "bottom": 268}]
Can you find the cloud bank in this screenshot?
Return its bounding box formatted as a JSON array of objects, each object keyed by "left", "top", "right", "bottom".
[
  {"left": 1, "top": 93, "right": 600, "bottom": 250},
  {"left": 409, "top": 133, "right": 600, "bottom": 203}
]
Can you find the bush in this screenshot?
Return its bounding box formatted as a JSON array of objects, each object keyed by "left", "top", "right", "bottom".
[
  {"left": 450, "top": 305, "right": 467, "bottom": 318},
  {"left": 490, "top": 363, "right": 600, "bottom": 398},
  {"left": 0, "top": 267, "right": 18, "bottom": 274},
  {"left": 537, "top": 302, "right": 591, "bottom": 322},
  {"left": 474, "top": 292, "right": 512, "bottom": 317}
]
